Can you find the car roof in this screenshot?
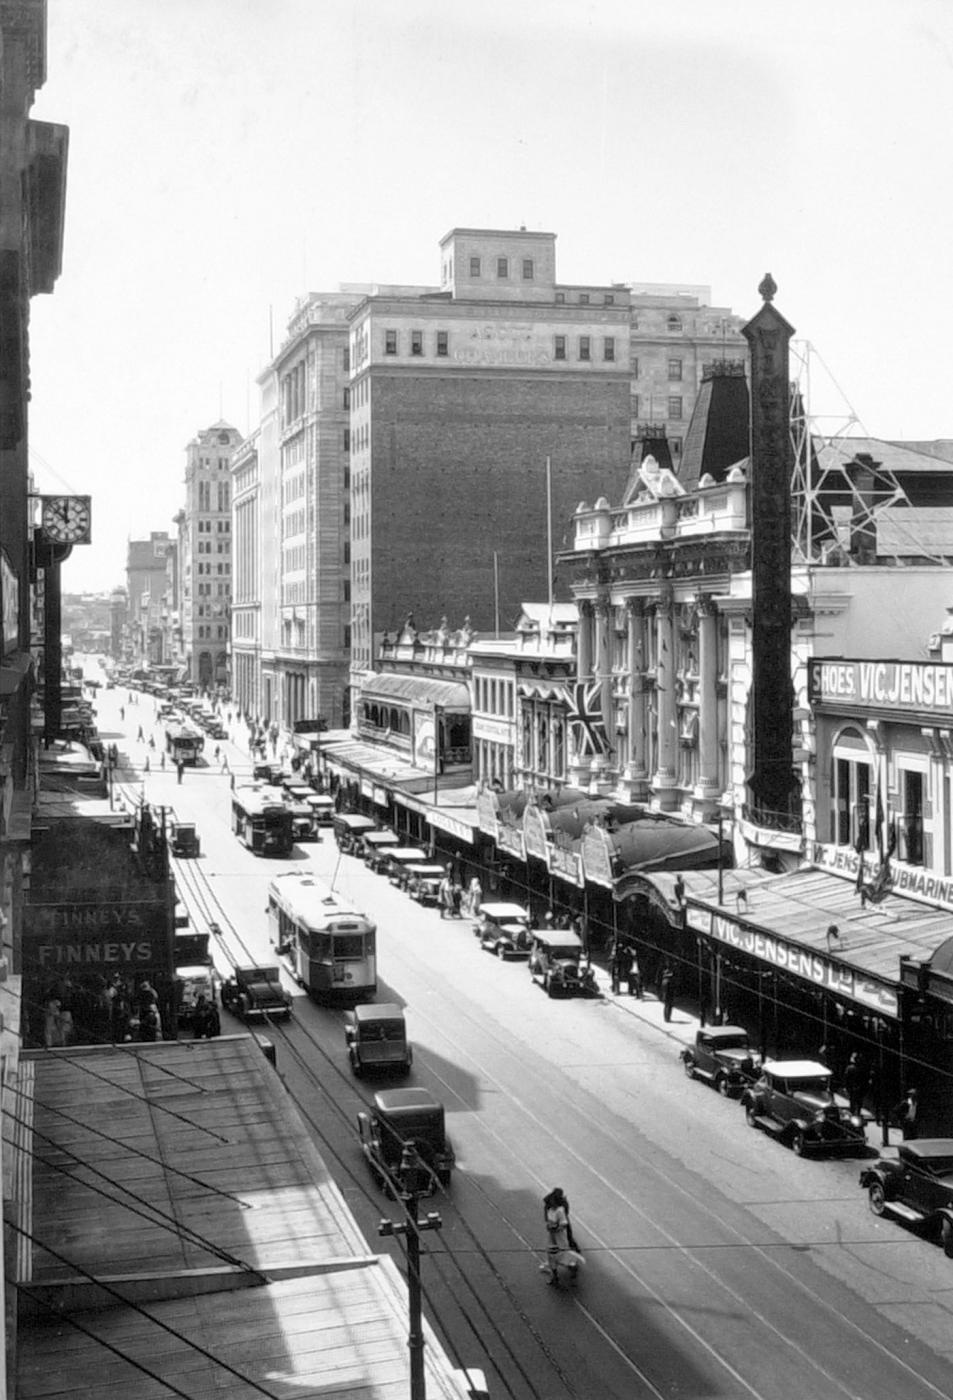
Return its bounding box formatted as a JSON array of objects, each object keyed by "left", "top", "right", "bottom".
[
  {"left": 374, "top": 1087, "right": 439, "bottom": 1115},
  {"left": 899, "top": 1139, "right": 953, "bottom": 1160},
  {"left": 481, "top": 902, "right": 529, "bottom": 918},
  {"left": 532, "top": 929, "right": 583, "bottom": 949},
  {"left": 406, "top": 863, "right": 444, "bottom": 874},
  {"left": 762, "top": 1060, "right": 830, "bottom": 1077},
  {"left": 703, "top": 1024, "right": 749, "bottom": 1038},
  {"left": 236, "top": 964, "right": 280, "bottom": 978},
  {"left": 335, "top": 814, "right": 377, "bottom": 830},
  {"left": 352, "top": 1002, "right": 404, "bottom": 1023},
  {"left": 387, "top": 847, "right": 429, "bottom": 860}
]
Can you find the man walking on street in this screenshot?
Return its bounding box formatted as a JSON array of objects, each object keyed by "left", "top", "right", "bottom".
[
  {"left": 844, "top": 1052, "right": 869, "bottom": 1117},
  {"left": 661, "top": 963, "right": 675, "bottom": 1021},
  {"left": 176, "top": 759, "right": 184, "bottom": 785}
]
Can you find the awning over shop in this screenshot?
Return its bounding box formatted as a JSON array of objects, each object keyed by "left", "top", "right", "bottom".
[
  {"left": 677, "top": 865, "right": 953, "bottom": 1019},
  {"left": 583, "top": 814, "right": 724, "bottom": 888},
  {"left": 321, "top": 736, "right": 436, "bottom": 793},
  {"left": 360, "top": 672, "right": 470, "bottom": 710}
]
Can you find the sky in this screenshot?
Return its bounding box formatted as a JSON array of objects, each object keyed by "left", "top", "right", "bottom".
[{"left": 27, "top": 0, "right": 953, "bottom": 593}]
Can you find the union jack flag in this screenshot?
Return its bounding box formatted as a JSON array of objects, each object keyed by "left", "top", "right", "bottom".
[{"left": 567, "top": 679, "right": 612, "bottom": 757}]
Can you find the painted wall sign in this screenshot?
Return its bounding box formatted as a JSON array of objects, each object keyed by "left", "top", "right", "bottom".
[
  {"left": 23, "top": 899, "right": 168, "bottom": 974},
  {"left": 810, "top": 658, "right": 953, "bottom": 717},
  {"left": 476, "top": 788, "right": 499, "bottom": 839},
  {"left": 496, "top": 804, "right": 526, "bottom": 860},
  {"left": 522, "top": 804, "right": 550, "bottom": 862},
  {"left": 581, "top": 824, "right": 616, "bottom": 888},
  {"left": 812, "top": 841, "right": 953, "bottom": 915},
  {"left": 414, "top": 713, "right": 436, "bottom": 769},
  {"left": 429, "top": 809, "right": 475, "bottom": 843},
  {"left": 689, "top": 906, "right": 898, "bottom": 1017},
  {"left": 549, "top": 844, "right": 583, "bottom": 886},
  {"left": 1, "top": 550, "right": 18, "bottom": 656}
]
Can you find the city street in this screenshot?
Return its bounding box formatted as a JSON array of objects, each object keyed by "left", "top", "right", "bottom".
[{"left": 93, "top": 672, "right": 953, "bottom": 1400}]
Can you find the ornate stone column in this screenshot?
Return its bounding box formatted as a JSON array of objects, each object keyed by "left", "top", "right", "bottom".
[
  {"left": 623, "top": 597, "right": 650, "bottom": 800},
  {"left": 577, "top": 600, "right": 593, "bottom": 680},
  {"left": 652, "top": 588, "right": 678, "bottom": 809},
  {"left": 694, "top": 595, "right": 721, "bottom": 814}
]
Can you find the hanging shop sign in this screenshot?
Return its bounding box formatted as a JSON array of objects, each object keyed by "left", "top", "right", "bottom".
[
  {"left": 23, "top": 899, "right": 169, "bottom": 976},
  {"left": 523, "top": 804, "right": 550, "bottom": 862},
  {"left": 812, "top": 841, "right": 953, "bottom": 916},
  {"left": 476, "top": 788, "right": 499, "bottom": 839},
  {"left": 414, "top": 712, "right": 436, "bottom": 769},
  {"left": 429, "top": 808, "right": 476, "bottom": 844},
  {"left": 361, "top": 778, "right": 375, "bottom": 800},
  {"left": 1, "top": 550, "right": 18, "bottom": 656},
  {"left": 809, "top": 658, "right": 953, "bottom": 718},
  {"left": 373, "top": 785, "right": 389, "bottom": 807},
  {"left": 549, "top": 839, "right": 584, "bottom": 887},
  {"left": 581, "top": 823, "right": 616, "bottom": 889},
  {"left": 496, "top": 803, "right": 526, "bottom": 861},
  {"left": 689, "top": 907, "right": 898, "bottom": 1017}
]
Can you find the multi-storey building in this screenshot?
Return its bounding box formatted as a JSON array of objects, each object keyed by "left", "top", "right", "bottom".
[
  {"left": 347, "top": 228, "right": 633, "bottom": 693},
  {"left": 235, "top": 292, "right": 361, "bottom": 730},
  {"left": 125, "top": 533, "right": 172, "bottom": 669},
  {"left": 178, "top": 421, "right": 241, "bottom": 688},
  {"left": 626, "top": 282, "right": 746, "bottom": 458},
  {"left": 230, "top": 430, "right": 260, "bottom": 718}
]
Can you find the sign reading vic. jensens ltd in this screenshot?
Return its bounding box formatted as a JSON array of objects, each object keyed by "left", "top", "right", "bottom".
[{"left": 809, "top": 658, "right": 953, "bottom": 717}]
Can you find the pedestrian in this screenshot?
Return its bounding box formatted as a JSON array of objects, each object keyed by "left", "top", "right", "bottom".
[
  {"left": 221, "top": 753, "right": 229, "bottom": 774},
  {"left": 138, "top": 998, "right": 161, "bottom": 1042},
  {"left": 626, "top": 947, "right": 643, "bottom": 998},
  {"left": 120, "top": 705, "right": 125, "bottom": 721},
  {"left": 540, "top": 1187, "right": 584, "bottom": 1286},
  {"left": 144, "top": 754, "right": 150, "bottom": 773},
  {"left": 661, "top": 963, "right": 676, "bottom": 1021},
  {"left": 214, "top": 744, "right": 220, "bottom": 763},
  {"left": 137, "top": 724, "right": 144, "bottom": 742},
  {"left": 160, "top": 751, "right": 166, "bottom": 770},
  {"left": 610, "top": 940, "right": 626, "bottom": 995},
  {"left": 467, "top": 875, "right": 482, "bottom": 919},
  {"left": 843, "top": 1052, "right": 869, "bottom": 1117},
  {"left": 438, "top": 870, "right": 453, "bottom": 920},
  {"left": 892, "top": 1087, "right": 919, "bottom": 1140},
  {"left": 148, "top": 734, "right": 155, "bottom": 750},
  {"left": 176, "top": 759, "right": 184, "bottom": 785}
]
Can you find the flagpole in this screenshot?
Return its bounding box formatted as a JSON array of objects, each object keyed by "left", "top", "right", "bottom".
[
  {"left": 493, "top": 551, "right": 500, "bottom": 638},
  {"left": 546, "top": 455, "right": 554, "bottom": 623}
]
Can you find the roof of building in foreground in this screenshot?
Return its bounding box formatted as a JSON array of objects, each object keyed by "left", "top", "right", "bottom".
[{"left": 14, "top": 1036, "right": 469, "bottom": 1400}]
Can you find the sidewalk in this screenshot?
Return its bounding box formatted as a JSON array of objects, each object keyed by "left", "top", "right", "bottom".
[{"left": 590, "top": 960, "right": 894, "bottom": 1156}]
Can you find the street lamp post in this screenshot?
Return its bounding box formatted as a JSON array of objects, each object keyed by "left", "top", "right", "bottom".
[{"left": 378, "top": 1143, "right": 443, "bottom": 1400}]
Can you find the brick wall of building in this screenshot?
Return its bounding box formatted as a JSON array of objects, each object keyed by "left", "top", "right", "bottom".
[{"left": 369, "top": 371, "right": 630, "bottom": 636}]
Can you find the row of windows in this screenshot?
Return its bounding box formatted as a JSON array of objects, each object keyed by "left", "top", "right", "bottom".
[
  {"left": 474, "top": 675, "right": 515, "bottom": 718},
  {"left": 196, "top": 541, "right": 231, "bottom": 555},
  {"left": 553, "top": 336, "right": 615, "bottom": 363},
  {"left": 196, "top": 624, "right": 228, "bottom": 640},
  {"left": 283, "top": 507, "right": 306, "bottom": 538},
  {"left": 283, "top": 543, "right": 306, "bottom": 572},
  {"left": 554, "top": 291, "right": 616, "bottom": 306},
  {"left": 469, "top": 255, "right": 535, "bottom": 281},
  {"left": 195, "top": 561, "right": 230, "bottom": 576},
  {"left": 385, "top": 329, "right": 450, "bottom": 357},
  {"left": 196, "top": 481, "right": 232, "bottom": 512},
  {"left": 195, "top": 582, "right": 229, "bottom": 597}
]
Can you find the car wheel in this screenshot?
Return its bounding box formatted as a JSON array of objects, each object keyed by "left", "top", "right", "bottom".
[
  {"left": 942, "top": 1219, "right": 953, "bottom": 1258},
  {"left": 683, "top": 1058, "right": 695, "bottom": 1080},
  {"left": 791, "top": 1130, "right": 806, "bottom": 1157},
  {"left": 745, "top": 1102, "right": 759, "bottom": 1128},
  {"left": 868, "top": 1182, "right": 887, "bottom": 1216},
  {"left": 716, "top": 1074, "right": 731, "bottom": 1097}
]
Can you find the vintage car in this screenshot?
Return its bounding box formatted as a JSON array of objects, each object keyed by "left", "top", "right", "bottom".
[
  {"left": 381, "top": 847, "right": 429, "bottom": 884},
  {"left": 681, "top": 1024, "right": 762, "bottom": 1096},
  {"left": 282, "top": 796, "right": 316, "bottom": 841},
  {"left": 527, "top": 928, "right": 598, "bottom": 995},
  {"left": 345, "top": 1002, "right": 412, "bottom": 1077},
  {"left": 253, "top": 759, "right": 284, "bottom": 783},
  {"left": 404, "top": 863, "right": 446, "bottom": 904},
  {"left": 332, "top": 812, "right": 378, "bottom": 854},
  {"left": 474, "top": 902, "right": 532, "bottom": 957},
  {"left": 170, "top": 821, "right": 201, "bottom": 858},
  {"left": 741, "top": 1060, "right": 867, "bottom": 1156},
  {"left": 357, "top": 1087, "right": 455, "bottom": 1194},
  {"left": 859, "top": 1139, "right": 953, "bottom": 1256},
  {"left": 220, "top": 964, "right": 292, "bottom": 1021},
  {"left": 305, "top": 793, "right": 335, "bottom": 828},
  {"left": 360, "top": 829, "right": 402, "bottom": 871},
  {"left": 175, "top": 963, "right": 221, "bottom": 1033}
]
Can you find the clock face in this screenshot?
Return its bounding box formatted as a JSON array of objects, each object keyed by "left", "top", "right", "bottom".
[{"left": 41, "top": 495, "right": 92, "bottom": 544}]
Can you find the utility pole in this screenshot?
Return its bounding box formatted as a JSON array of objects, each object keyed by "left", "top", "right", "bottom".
[{"left": 378, "top": 1143, "right": 443, "bottom": 1400}]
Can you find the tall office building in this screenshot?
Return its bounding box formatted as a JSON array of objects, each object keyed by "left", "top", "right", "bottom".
[
  {"left": 178, "top": 422, "right": 241, "bottom": 688},
  {"left": 347, "top": 227, "right": 634, "bottom": 689}
]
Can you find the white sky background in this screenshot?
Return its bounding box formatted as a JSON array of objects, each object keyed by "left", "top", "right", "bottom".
[{"left": 28, "top": 0, "right": 953, "bottom": 593}]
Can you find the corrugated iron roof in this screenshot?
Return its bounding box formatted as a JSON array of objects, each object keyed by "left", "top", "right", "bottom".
[{"left": 360, "top": 673, "right": 470, "bottom": 709}]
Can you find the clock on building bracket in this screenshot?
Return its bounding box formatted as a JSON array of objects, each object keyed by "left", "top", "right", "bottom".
[{"left": 40, "top": 495, "right": 92, "bottom": 546}]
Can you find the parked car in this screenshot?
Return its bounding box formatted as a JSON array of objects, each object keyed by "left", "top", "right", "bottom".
[
  {"left": 360, "top": 829, "right": 402, "bottom": 871},
  {"left": 220, "top": 964, "right": 292, "bottom": 1021},
  {"left": 253, "top": 760, "right": 284, "bottom": 783},
  {"left": 404, "top": 862, "right": 446, "bottom": 904},
  {"left": 474, "top": 902, "right": 532, "bottom": 957},
  {"left": 681, "top": 1024, "right": 762, "bottom": 1096},
  {"left": 381, "top": 847, "right": 429, "bottom": 884},
  {"left": 357, "top": 1087, "right": 455, "bottom": 1194},
  {"left": 332, "top": 812, "right": 377, "bottom": 854},
  {"left": 305, "top": 793, "right": 335, "bottom": 828},
  {"left": 345, "top": 1003, "right": 412, "bottom": 1077},
  {"left": 207, "top": 722, "right": 228, "bottom": 740},
  {"left": 175, "top": 964, "right": 221, "bottom": 1033},
  {"left": 741, "top": 1060, "right": 867, "bottom": 1156},
  {"left": 859, "top": 1139, "right": 953, "bottom": 1256},
  {"left": 527, "top": 928, "right": 598, "bottom": 995}
]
